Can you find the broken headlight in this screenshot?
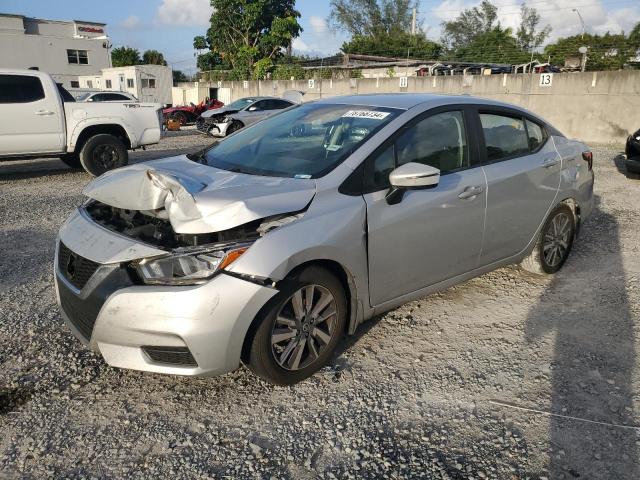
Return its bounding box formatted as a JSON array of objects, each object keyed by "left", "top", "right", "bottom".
[{"left": 136, "top": 244, "right": 250, "bottom": 285}]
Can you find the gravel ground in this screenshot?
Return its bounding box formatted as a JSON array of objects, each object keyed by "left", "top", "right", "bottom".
[{"left": 1, "top": 131, "right": 639, "bottom": 479}]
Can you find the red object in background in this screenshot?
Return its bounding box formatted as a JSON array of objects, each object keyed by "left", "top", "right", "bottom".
[{"left": 162, "top": 98, "right": 224, "bottom": 125}]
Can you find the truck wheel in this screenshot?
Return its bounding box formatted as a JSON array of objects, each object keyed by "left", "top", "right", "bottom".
[
  {"left": 79, "top": 134, "right": 128, "bottom": 177},
  {"left": 246, "top": 266, "right": 347, "bottom": 385},
  {"left": 60, "top": 153, "right": 81, "bottom": 169}
]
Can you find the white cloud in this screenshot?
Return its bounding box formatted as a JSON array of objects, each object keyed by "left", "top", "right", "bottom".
[
  {"left": 309, "top": 15, "right": 328, "bottom": 34},
  {"left": 155, "top": 0, "right": 214, "bottom": 27},
  {"left": 429, "top": 0, "right": 640, "bottom": 44},
  {"left": 120, "top": 15, "right": 140, "bottom": 29},
  {"left": 292, "top": 37, "right": 310, "bottom": 52}
]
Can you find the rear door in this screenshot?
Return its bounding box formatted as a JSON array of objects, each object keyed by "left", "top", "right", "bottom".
[
  {"left": 476, "top": 108, "right": 561, "bottom": 265},
  {"left": 0, "top": 73, "right": 65, "bottom": 155},
  {"left": 364, "top": 107, "right": 487, "bottom": 306}
]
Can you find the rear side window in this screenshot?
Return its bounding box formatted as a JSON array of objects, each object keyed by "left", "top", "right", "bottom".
[
  {"left": 480, "top": 113, "right": 529, "bottom": 162},
  {"left": 525, "top": 118, "right": 547, "bottom": 151},
  {"left": 0, "top": 75, "right": 45, "bottom": 103}
]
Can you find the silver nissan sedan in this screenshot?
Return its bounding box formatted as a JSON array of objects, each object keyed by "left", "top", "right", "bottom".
[{"left": 55, "top": 94, "right": 594, "bottom": 385}]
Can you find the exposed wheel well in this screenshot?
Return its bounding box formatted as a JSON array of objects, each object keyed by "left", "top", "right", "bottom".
[
  {"left": 74, "top": 125, "right": 131, "bottom": 153},
  {"left": 240, "top": 259, "right": 354, "bottom": 364},
  {"left": 558, "top": 197, "right": 581, "bottom": 234}
]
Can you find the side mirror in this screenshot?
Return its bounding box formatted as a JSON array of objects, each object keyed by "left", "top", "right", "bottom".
[
  {"left": 386, "top": 162, "right": 440, "bottom": 205},
  {"left": 247, "top": 105, "right": 258, "bottom": 111}
]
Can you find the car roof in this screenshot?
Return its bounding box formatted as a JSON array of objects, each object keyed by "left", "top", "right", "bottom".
[{"left": 312, "top": 93, "right": 521, "bottom": 111}]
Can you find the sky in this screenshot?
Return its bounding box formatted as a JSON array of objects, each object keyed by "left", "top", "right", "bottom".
[{"left": 0, "top": 0, "right": 638, "bottom": 73}]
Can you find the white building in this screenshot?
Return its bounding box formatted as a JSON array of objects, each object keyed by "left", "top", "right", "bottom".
[
  {"left": 79, "top": 64, "right": 173, "bottom": 105},
  {"left": 0, "top": 13, "right": 111, "bottom": 88}
]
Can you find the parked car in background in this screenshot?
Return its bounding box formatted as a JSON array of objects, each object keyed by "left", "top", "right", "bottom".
[
  {"left": 0, "top": 69, "right": 163, "bottom": 176},
  {"left": 163, "top": 98, "right": 224, "bottom": 126},
  {"left": 76, "top": 91, "right": 138, "bottom": 102},
  {"left": 200, "top": 97, "right": 295, "bottom": 136},
  {"left": 55, "top": 94, "right": 594, "bottom": 385},
  {"left": 196, "top": 97, "right": 262, "bottom": 134},
  {"left": 625, "top": 127, "right": 640, "bottom": 174}
]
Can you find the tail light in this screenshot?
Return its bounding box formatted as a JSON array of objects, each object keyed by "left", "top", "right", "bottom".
[{"left": 582, "top": 151, "right": 593, "bottom": 170}]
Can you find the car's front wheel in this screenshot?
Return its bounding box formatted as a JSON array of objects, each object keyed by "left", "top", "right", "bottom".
[
  {"left": 521, "top": 204, "right": 575, "bottom": 274},
  {"left": 246, "top": 266, "right": 347, "bottom": 385}
]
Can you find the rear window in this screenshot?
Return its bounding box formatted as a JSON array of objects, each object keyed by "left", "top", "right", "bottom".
[
  {"left": 0, "top": 75, "right": 45, "bottom": 103},
  {"left": 480, "top": 113, "right": 529, "bottom": 162}
]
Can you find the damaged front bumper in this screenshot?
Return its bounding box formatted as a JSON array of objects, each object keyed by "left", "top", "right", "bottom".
[{"left": 54, "top": 210, "right": 278, "bottom": 376}]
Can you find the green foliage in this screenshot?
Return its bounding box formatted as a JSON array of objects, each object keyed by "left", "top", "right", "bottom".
[
  {"left": 453, "top": 27, "right": 530, "bottom": 64},
  {"left": 197, "top": 51, "right": 225, "bottom": 71},
  {"left": 142, "top": 50, "right": 167, "bottom": 66},
  {"left": 193, "top": 36, "right": 208, "bottom": 51},
  {"left": 204, "top": 0, "right": 302, "bottom": 72},
  {"left": 386, "top": 66, "right": 396, "bottom": 77},
  {"left": 272, "top": 63, "right": 306, "bottom": 80},
  {"left": 111, "top": 46, "right": 141, "bottom": 67},
  {"left": 544, "top": 33, "right": 632, "bottom": 71},
  {"left": 252, "top": 58, "right": 274, "bottom": 80},
  {"left": 329, "top": 0, "right": 417, "bottom": 37},
  {"left": 172, "top": 70, "right": 189, "bottom": 84},
  {"left": 516, "top": 4, "right": 551, "bottom": 51},
  {"left": 440, "top": 0, "right": 497, "bottom": 51},
  {"left": 342, "top": 31, "right": 442, "bottom": 59}
]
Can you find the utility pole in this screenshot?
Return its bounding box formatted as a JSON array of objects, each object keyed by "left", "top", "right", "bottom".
[
  {"left": 411, "top": 8, "right": 416, "bottom": 35},
  {"left": 572, "top": 8, "right": 585, "bottom": 39}
]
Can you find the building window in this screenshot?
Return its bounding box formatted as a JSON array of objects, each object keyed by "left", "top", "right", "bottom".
[
  {"left": 86, "top": 80, "right": 93, "bottom": 88},
  {"left": 141, "top": 78, "right": 157, "bottom": 89},
  {"left": 127, "top": 78, "right": 134, "bottom": 88},
  {"left": 105, "top": 79, "right": 112, "bottom": 89},
  {"left": 70, "top": 80, "right": 80, "bottom": 88},
  {"left": 67, "top": 49, "right": 89, "bottom": 65}
]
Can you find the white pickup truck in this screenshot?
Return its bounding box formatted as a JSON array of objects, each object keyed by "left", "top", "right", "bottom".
[{"left": 0, "top": 69, "right": 163, "bottom": 176}]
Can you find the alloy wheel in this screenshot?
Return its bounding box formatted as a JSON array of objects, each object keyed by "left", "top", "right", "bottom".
[
  {"left": 543, "top": 212, "right": 571, "bottom": 267},
  {"left": 271, "top": 285, "right": 338, "bottom": 371},
  {"left": 93, "top": 145, "right": 119, "bottom": 171}
]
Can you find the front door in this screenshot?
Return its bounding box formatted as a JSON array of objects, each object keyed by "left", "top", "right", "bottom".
[
  {"left": 364, "top": 109, "right": 486, "bottom": 306},
  {"left": 476, "top": 111, "right": 561, "bottom": 265},
  {"left": 0, "top": 73, "right": 64, "bottom": 155}
]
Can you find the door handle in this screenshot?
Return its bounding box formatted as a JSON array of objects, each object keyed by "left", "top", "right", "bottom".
[
  {"left": 458, "top": 185, "right": 484, "bottom": 200},
  {"left": 35, "top": 110, "right": 55, "bottom": 116},
  {"left": 542, "top": 156, "right": 560, "bottom": 168}
]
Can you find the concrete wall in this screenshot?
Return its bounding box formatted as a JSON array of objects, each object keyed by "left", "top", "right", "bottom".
[{"left": 197, "top": 71, "right": 640, "bottom": 144}]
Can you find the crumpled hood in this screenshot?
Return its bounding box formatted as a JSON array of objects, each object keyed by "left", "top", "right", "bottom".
[
  {"left": 200, "top": 106, "right": 237, "bottom": 118},
  {"left": 82, "top": 156, "right": 316, "bottom": 234}
]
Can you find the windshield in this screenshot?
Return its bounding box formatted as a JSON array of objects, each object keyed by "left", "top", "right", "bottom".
[
  {"left": 204, "top": 103, "right": 400, "bottom": 178},
  {"left": 226, "top": 98, "right": 257, "bottom": 109}
]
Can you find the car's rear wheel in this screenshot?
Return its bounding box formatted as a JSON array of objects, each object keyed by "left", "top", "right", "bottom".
[
  {"left": 521, "top": 204, "right": 575, "bottom": 274},
  {"left": 246, "top": 266, "right": 347, "bottom": 385},
  {"left": 79, "top": 134, "right": 128, "bottom": 177}
]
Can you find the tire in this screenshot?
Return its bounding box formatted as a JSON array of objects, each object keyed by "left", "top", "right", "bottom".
[
  {"left": 60, "top": 153, "right": 81, "bottom": 169},
  {"left": 521, "top": 204, "right": 575, "bottom": 275},
  {"left": 171, "top": 111, "right": 189, "bottom": 126},
  {"left": 226, "top": 121, "right": 243, "bottom": 136},
  {"left": 79, "top": 134, "right": 128, "bottom": 177},
  {"left": 246, "top": 266, "right": 347, "bottom": 385}
]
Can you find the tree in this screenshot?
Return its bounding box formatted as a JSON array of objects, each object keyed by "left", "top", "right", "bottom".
[
  {"left": 329, "top": 0, "right": 417, "bottom": 37},
  {"left": 516, "top": 4, "right": 551, "bottom": 52},
  {"left": 111, "top": 46, "right": 141, "bottom": 67},
  {"left": 197, "top": 51, "right": 225, "bottom": 71},
  {"left": 342, "top": 31, "right": 441, "bottom": 59},
  {"left": 544, "top": 33, "right": 631, "bottom": 71},
  {"left": 440, "top": 0, "right": 497, "bottom": 51},
  {"left": 201, "top": 0, "right": 302, "bottom": 78},
  {"left": 193, "top": 36, "right": 208, "bottom": 51},
  {"left": 172, "top": 70, "right": 189, "bottom": 84},
  {"left": 142, "top": 49, "right": 167, "bottom": 66},
  {"left": 454, "top": 27, "right": 530, "bottom": 64}
]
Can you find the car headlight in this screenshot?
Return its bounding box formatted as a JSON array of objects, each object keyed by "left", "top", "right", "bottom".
[{"left": 136, "top": 244, "right": 250, "bottom": 285}]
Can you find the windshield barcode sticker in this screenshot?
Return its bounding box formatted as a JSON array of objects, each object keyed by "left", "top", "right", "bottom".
[{"left": 342, "top": 110, "right": 390, "bottom": 120}]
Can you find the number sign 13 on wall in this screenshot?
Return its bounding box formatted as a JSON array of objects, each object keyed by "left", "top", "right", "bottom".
[{"left": 539, "top": 73, "right": 553, "bottom": 87}]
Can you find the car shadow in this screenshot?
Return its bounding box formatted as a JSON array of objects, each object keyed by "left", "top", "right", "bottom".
[
  {"left": 613, "top": 154, "right": 640, "bottom": 180},
  {"left": 525, "top": 196, "right": 637, "bottom": 479}
]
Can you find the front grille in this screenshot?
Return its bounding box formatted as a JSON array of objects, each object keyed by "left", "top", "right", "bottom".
[
  {"left": 58, "top": 242, "right": 100, "bottom": 290},
  {"left": 142, "top": 346, "right": 198, "bottom": 367},
  {"left": 58, "top": 277, "right": 102, "bottom": 341}
]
